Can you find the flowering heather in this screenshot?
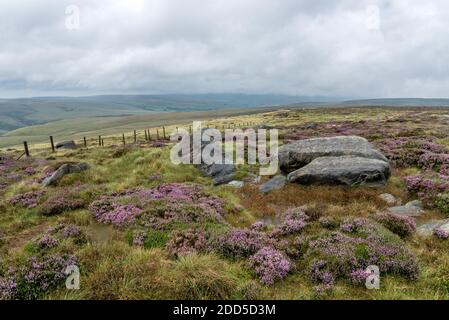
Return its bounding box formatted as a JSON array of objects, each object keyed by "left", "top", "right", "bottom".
[
  {"left": 40, "top": 191, "right": 86, "bottom": 216},
  {"left": 319, "top": 217, "right": 338, "bottom": 229},
  {"left": 36, "top": 234, "right": 59, "bottom": 249},
  {"left": 0, "top": 278, "right": 17, "bottom": 300},
  {"left": 377, "top": 137, "right": 449, "bottom": 172},
  {"left": 24, "top": 167, "right": 36, "bottom": 176},
  {"left": 92, "top": 202, "right": 142, "bottom": 227},
  {"left": 249, "top": 247, "right": 291, "bottom": 285},
  {"left": 0, "top": 155, "right": 16, "bottom": 176},
  {"left": 250, "top": 221, "right": 266, "bottom": 231},
  {"left": 349, "top": 269, "right": 371, "bottom": 285},
  {"left": 35, "top": 223, "right": 87, "bottom": 248},
  {"left": 309, "top": 260, "right": 335, "bottom": 287},
  {"left": 340, "top": 218, "right": 371, "bottom": 234},
  {"left": 303, "top": 231, "right": 419, "bottom": 282},
  {"left": 166, "top": 229, "right": 208, "bottom": 258},
  {"left": 273, "top": 218, "right": 307, "bottom": 237},
  {"left": 9, "top": 190, "right": 45, "bottom": 209},
  {"left": 216, "top": 228, "right": 274, "bottom": 259},
  {"left": 374, "top": 212, "right": 416, "bottom": 238},
  {"left": 0, "top": 254, "right": 76, "bottom": 300},
  {"left": 89, "top": 183, "right": 226, "bottom": 229},
  {"left": 433, "top": 228, "right": 449, "bottom": 240},
  {"left": 404, "top": 175, "right": 449, "bottom": 208}
]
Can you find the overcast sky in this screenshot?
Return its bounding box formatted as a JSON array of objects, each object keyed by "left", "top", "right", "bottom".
[{"left": 0, "top": 0, "right": 448, "bottom": 98}]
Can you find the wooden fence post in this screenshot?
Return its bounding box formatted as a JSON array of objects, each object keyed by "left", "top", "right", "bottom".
[
  {"left": 99, "top": 136, "right": 102, "bottom": 146},
  {"left": 145, "top": 130, "right": 148, "bottom": 141},
  {"left": 162, "top": 126, "right": 166, "bottom": 140},
  {"left": 23, "top": 141, "right": 30, "bottom": 157},
  {"left": 134, "top": 130, "right": 137, "bottom": 143},
  {"left": 84, "top": 137, "right": 87, "bottom": 148},
  {"left": 101, "top": 139, "right": 104, "bottom": 147},
  {"left": 49, "top": 136, "right": 55, "bottom": 152},
  {"left": 189, "top": 125, "right": 192, "bottom": 135},
  {"left": 122, "top": 133, "right": 126, "bottom": 145}
]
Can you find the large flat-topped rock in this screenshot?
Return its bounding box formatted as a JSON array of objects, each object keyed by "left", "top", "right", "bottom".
[
  {"left": 287, "top": 156, "right": 390, "bottom": 187},
  {"left": 279, "top": 136, "right": 388, "bottom": 173}
]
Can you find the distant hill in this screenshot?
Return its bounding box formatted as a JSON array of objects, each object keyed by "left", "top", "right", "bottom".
[
  {"left": 0, "top": 94, "right": 337, "bottom": 134},
  {"left": 339, "top": 98, "right": 449, "bottom": 107}
]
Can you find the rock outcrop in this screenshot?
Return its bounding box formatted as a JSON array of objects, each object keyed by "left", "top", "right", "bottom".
[
  {"left": 259, "top": 175, "right": 287, "bottom": 193},
  {"left": 42, "top": 163, "right": 90, "bottom": 187},
  {"left": 287, "top": 156, "right": 390, "bottom": 187},
  {"left": 279, "top": 136, "right": 388, "bottom": 173},
  {"left": 387, "top": 200, "right": 423, "bottom": 217},
  {"left": 55, "top": 140, "right": 77, "bottom": 150}
]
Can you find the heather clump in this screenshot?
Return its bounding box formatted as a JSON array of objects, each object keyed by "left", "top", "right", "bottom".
[
  {"left": 32, "top": 223, "right": 88, "bottom": 250},
  {"left": 319, "top": 216, "right": 339, "bottom": 229},
  {"left": 0, "top": 253, "right": 76, "bottom": 300},
  {"left": 216, "top": 228, "right": 274, "bottom": 259},
  {"left": 378, "top": 137, "right": 449, "bottom": 172},
  {"left": 374, "top": 212, "right": 416, "bottom": 238},
  {"left": 166, "top": 229, "right": 208, "bottom": 258},
  {"left": 302, "top": 229, "right": 419, "bottom": 287},
  {"left": 404, "top": 175, "right": 449, "bottom": 209},
  {"left": 248, "top": 247, "right": 291, "bottom": 285},
  {"left": 89, "top": 183, "right": 227, "bottom": 229},
  {"left": 9, "top": 190, "right": 45, "bottom": 209},
  {"left": 433, "top": 228, "right": 449, "bottom": 240},
  {"left": 40, "top": 187, "right": 87, "bottom": 216}
]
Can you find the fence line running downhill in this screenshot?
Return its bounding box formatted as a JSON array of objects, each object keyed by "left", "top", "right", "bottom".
[{"left": 13, "top": 121, "right": 256, "bottom": 159}]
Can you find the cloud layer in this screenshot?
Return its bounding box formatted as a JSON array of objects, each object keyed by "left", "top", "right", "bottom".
[{"left": 1, "top": 0, "right": 449, "bottom": 98}]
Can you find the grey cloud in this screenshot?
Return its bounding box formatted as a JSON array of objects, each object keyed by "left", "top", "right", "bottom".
[{"left": 0, "top": 0, "right": 449, "bottom": 98}]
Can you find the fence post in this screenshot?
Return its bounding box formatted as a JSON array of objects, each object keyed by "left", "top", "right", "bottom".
[
  {"left": 134, "top": 130, "right": 137, "bottom": 143},
  {"left": 23, "top": 141, "right": 30, "bottom": 157},
  {"left": 49, "top": 136, "right": 55, "bottom": 152},
  {"left": 122, "top": 133, "right": 126, "bottom": 145},
  {"left": 162, "top": 126, "right": 166, "bottom": 140},
  {"left": 99, "top": 136, "right": 101, "bottom": 146},
  {"left": 101, "top": 139, "right": 104, "bottom": 147},
  {"left": 148, "top": 129, "right": 151, "bottom": 140},
  {"left": 84, "top": 137, "right": 87, "bottom": 148},
  {"left": 189, "top": 125, "right": 192, "bottom": 135},
  {"left": 145, "top": 130, "right": 148, "bottom": 141},
  {"left": 157, "top": 129, "right": 160, "bottom": 140}
]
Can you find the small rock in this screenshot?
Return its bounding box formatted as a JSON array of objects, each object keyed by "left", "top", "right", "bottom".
[
  {"left": 42, "top": 163, "right": 90, "bottom": 187},
  {"left": 213, "top": 173, "right": 235, "bottom": 186},
  {"left": 379, "top": 193, "right": 397, "bottom": 206},
  {"left": 438, "top": 221, "right": 449, "bottom": 233},
  {"left": 259, "top": 175, "right": 287, "bottom": 193},
  {"left": 387, "top": 200, "right": 423, "bottom": 217},
  {"left": 417, "top": 219, "right": 449, "bottom": 236},
  {"left": 305, "top": 123, "right": 318, "bottom": 129},
  {"left": 55, "top": 140, "right": 77, "bottom": 150},
  {"left": 407, "top": 200, "right": 423, "bottom": 209},
  {"left": 228, "top": 180, "right": 244, "bottom": 188}
]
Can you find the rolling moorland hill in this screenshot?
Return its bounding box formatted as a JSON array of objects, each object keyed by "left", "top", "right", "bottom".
[{"left": 0, "top": 94, "right": 338, "bottom": 135}]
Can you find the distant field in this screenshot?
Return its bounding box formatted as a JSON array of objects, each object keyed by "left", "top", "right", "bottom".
[{"left": 0, "top": 106, "right": 289, "bottom": 149}]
